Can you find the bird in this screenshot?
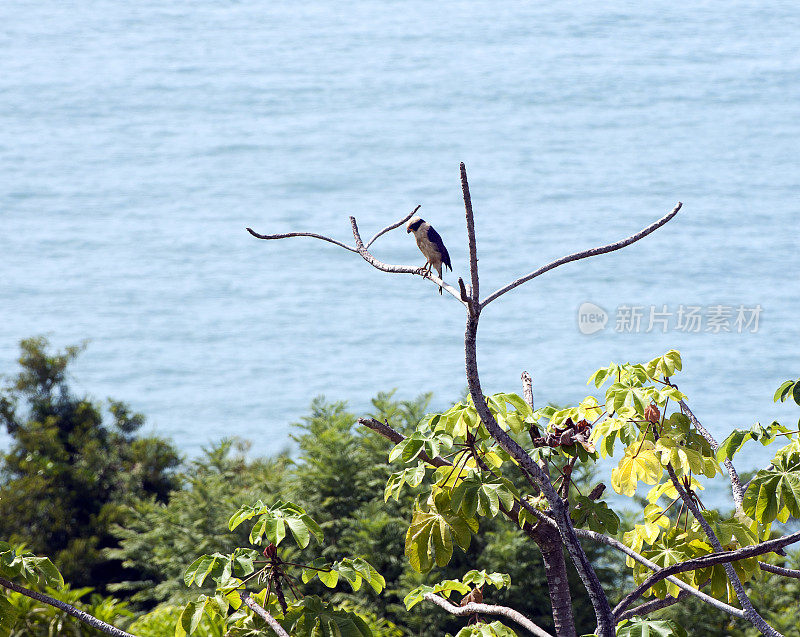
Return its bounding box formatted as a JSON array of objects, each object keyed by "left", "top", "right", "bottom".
[{"left": 406, "top": 215, "right": 452, "bottom": 294}]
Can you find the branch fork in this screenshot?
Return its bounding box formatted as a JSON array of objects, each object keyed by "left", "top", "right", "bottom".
[{"left": 250, "top": 163, "right": 688, "bottom": 637}]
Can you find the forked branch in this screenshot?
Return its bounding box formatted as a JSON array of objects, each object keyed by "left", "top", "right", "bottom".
[
  {"left": 349, "top": 216, "right": 466, "bottom": 304},
  {"left": 612, "top": 529, "right": 800, "bottom": 620},
  {"left": 366, "top": 205, "right": 420, "bottom": 248},
  {"left": 246, "top": 205, "right": 467, "bottom": 304},
  {"left": 251, "top": 164, "right": 692, "bottom": 637}
]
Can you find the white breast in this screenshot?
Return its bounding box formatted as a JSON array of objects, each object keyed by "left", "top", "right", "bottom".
[{"left": 415, "top": 231, "right": 441, "bottom": 266}]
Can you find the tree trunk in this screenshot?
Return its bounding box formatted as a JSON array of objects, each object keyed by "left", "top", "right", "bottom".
[
  {"left": 463, "top": 314, "right": 615, "bottom": 636},
  {"left": 539, "top": 525, "right": 578, "bottom": 637}
]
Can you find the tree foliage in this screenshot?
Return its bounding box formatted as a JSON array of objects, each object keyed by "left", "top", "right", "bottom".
[
  {"left": 4, "top": 339, "right": 800, "bottom": 637},
  {"left": 0, "top": 337, "right": 181, "bottom": 590}
]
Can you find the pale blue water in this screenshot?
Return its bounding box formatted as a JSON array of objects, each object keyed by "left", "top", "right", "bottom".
[{"left": 2, "top": 1, "right": 799, "bottom": 507}]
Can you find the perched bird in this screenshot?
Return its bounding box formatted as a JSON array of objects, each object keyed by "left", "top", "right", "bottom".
[{"left": 406, "top": 215, "right": 452, "bottom": 294}]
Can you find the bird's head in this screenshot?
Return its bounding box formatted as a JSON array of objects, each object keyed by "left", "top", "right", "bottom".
[{"left": 406, "top": 216, "right": 424, "bottom": 234}]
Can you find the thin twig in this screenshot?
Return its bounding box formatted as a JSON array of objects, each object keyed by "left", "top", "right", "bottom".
[
  {"left": 460, "top": 163, "right": 480, "bottom": 306},
  {"left": 679, "top": 399, "right": 745, "bottom": 509},
  {"left": 423, "top": 592, "right": 554, "bottom": 637},
  {"left": 481, "top": 203, "right": 682, "bottom": 308},
  {"left": 0, "top": 576, "right": 137, "bottom": 637},
  {"left": 357, "top": 417, "right": 450, "bottom": 467},
  {"left": 616, "top": 590, "right": 690, "bottom": 623},
  {"left": 240, "top": 592, "right": 290, "bottom": 637},
  {"left": 366, "top": 205, "right": 420, "bottom": 248},
  {"left": 349, "top": 216, "right": 467, "bottom": 304},
  {"left": 521, "top": 371, "right": 534, "bottom": 410},
  {"left": 246, "top": 228, "right": 358, "bottom": 253},
  {"left": 758, "top": 562, "right": 800, "bottom": 579}
]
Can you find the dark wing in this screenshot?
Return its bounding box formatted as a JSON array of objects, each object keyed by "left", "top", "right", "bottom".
[{"left": 426, "top": 225, "right": 452, "bottom": 271}]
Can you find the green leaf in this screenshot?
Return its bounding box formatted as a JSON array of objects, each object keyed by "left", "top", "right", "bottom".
[
  {"left": 318, "top": 568, "right": 339, "bottom": 588},
  {"left": 385, "top": 463, "right": 427, "bottom": 501},
  {"left": 184, "top": 554, "right": 228, "bottom": 587},
  {"left": 461, "top": 570, "right": 511, "bottom": 590},
  {"left": 615, "top": 617, "right": 688, "bottom": 637},
  {"left": 454, "top": 621, "right": 519, "bottom": 637},
  {"left": 432, "top": 519, "right": 454, "bottom": 566},
  {"left": 743, "top": 455, "right": 800, "bottom": 524},
  {"left": 570, "top": 496, "right": 620, "bottom": 534},
  {"left": 285, "top": 516, "right": 311, "bottom": 548},
  {"left": 611, "top": 443, "right": 663, "bottom": 496},
  {"left": 229, "top": 500, "right": 322, "bottom": 547},
  {"left": 645, "top": 350, "right": 683, "bottom": 381},
  {"left": 403, "top": 580, "right": 471, "bottom": 610},
  {"left": 0, "top": 594, "right": 21, "bottom": 637},
  {"left": 588, "top": 367, "right": 611, "bottom": 388},
  {"left": 450, "top": 472, "right": 512, "bottom": 519},
  {"left": 281, "top": 596, "right": 371, "bottom": 637},
  {"left": 717, "top": 422, "right": 783, "bottom": 462},
  {"left": 352, "top": 557, "right": 385, "bottom": 593},
  {"left": 179, "top": 599, "right": 206, "bottom": 635},
  {"left": 405, "top": 497, "right": 476, "bottom": 573},
  {"left": 8, "top": 554, "right": 64, "bottom": 589},
  {"left": 774, "top": 380, "right": 795, "bottom": 403}
]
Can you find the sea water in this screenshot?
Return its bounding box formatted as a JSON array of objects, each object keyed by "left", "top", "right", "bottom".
[{"left": 2, "top": 1, "right": 799, "bottom": 507}]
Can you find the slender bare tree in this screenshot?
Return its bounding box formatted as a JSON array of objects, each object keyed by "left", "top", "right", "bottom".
[{"left": 247, "top": 163, "right": 800, "bottom": 637}]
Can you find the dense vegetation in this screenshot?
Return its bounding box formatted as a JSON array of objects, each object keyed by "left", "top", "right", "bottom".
[
  {"left": 0, "top": 338, "right": 180, "bottom": 591},
  {"left": 1, "top": 339, "right": 799, "bottom": 636}
]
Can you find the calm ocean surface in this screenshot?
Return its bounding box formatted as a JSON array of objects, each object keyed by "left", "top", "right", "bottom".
[{"left": 2, "top": 1, "right": 798, "bottom": 506}]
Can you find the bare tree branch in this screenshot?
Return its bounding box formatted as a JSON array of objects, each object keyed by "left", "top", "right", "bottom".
[
  {"left": 349, "top": 216, "right": 467, "bottom": 304},
  {"left": 247, "top": 205, "right": 463, "bottom": 300},
  {"left": 423, "top": 592, "right": 554, "bottom": 637},
  {"left": 575, "top": 528, "right": 745, "bottom": 620},
  {"left": 616, "top": 590, "right": 690, "bottom": 622},
  {"left": 758, "top": 562, "right": 800, "bottom": 579},
  {"left": 481, "top": 202, "right": 682, "bottom": 308},
  {"left": 358, "top": 417, "right": 450, "bottom": 467},
  {"left": 366, "top": 205, "right": 420, "bottom": 248},
  {"left": 465, "top": 316, "right": 615, "bottom": 636},
  {"left": 460, "top": 163, "right": 480, "bottom": 306},
  {"left": 522, "top": 371, "right": 534, "bottom": 410},
  {"left": 629, "top": 464, "right": 787, "bottom": 637},
  {"left": 359, "top": 415, "right": 576, "bottom": 635},
  {"left": 0, "top": 576, "right": 137, "bottom": 637},
  {"left": 612, "top": 529, "right": 800, "bottom": 621},
  {"left": 240, "top": 592, "right": 290, "bottom": 637},
  {"left": 679, "top": 399, "right": 745, "bottom": 509},
  {"left": 457, "top": 277, "right": 477, "bottom": 315},
  {"left": 246, "top": 227, "right": 358, "bottom": 253}
]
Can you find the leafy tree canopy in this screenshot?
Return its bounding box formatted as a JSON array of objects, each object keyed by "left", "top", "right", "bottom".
[{"left": 0, "top": 337, "right": 181, "bottom": 590}]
